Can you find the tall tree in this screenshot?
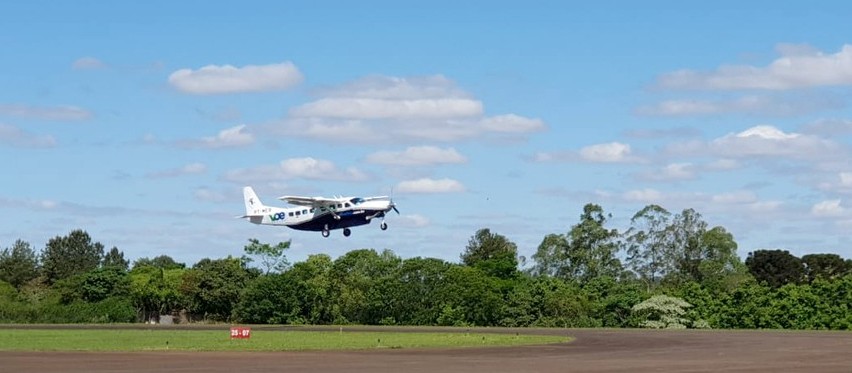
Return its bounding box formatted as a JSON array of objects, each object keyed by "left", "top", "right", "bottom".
[
  {"left": 243, "top": 238, "right": 291, "bottom": 274},
  {"left": 696, "top": 226, "right": 745, "bottom": 290},
  {"left": 102, "top": 246, "right": 129, "bottom": 270},
  {"left": 460, "top": 228, "right": 519, "bottom": 279},
  {"left": 801, "top": 253, "right": 850, "bottom": 282},
  {"left": 533, "top": 204, "right": 621, "bottom": 283},
  {"left": 666, "top": 208, "right": 707, "bottom": 283},
  {"left": 624, "top": 205, "right": 671, "bottom": 290},
  {"left": 41, "top": 230, "right": 104, "bottom": 284},
  {"left": 0, "top": 239, "right": 40, "bottom": 288},
  {"left": 745, "top": 249, "right": 804, "bottom": 288}
]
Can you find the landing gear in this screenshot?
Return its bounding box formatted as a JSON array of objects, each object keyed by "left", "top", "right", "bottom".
[
  {"left": 380, "top": 221, "right": 388, "bottom": 231},
  {"left": 343, "top": 228, "right": 351, "bottom": 237},
  {"left": 322, "top": 224, "right": 330, "bottom": 238}
]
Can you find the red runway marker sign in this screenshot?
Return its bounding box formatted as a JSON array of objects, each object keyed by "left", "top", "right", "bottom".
[{"left": 230, "top": 327, "right": 251, "bottom": 339}]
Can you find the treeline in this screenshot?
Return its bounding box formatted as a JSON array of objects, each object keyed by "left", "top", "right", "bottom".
[{"left": 1, "top": 203, "right": 851, "bottom": 329}]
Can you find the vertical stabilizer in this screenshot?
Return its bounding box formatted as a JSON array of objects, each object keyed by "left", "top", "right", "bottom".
[{"left": 243, "top": 186, "right": 265, "bottom": 216}]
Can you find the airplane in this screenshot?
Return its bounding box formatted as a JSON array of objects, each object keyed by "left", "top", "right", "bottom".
[{"left": 239, "top": 186, "right": 399, "bottom": 237}]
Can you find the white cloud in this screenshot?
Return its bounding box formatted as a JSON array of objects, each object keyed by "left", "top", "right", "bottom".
[
  {"left": 147, "top": 163, "right": 207, "bottom": 178},
  {"left": 397, "top": 214, "right": 431, "bottom": 227},
  {"left": 711, "top": 190, "right": 758, "bottom": 204},
  {"left": 316, "top": 75, "right": 469, "bottom": 99},
  {"left": 265, "top": 74, "right": 543, "bottom": 143},
  {"left": 801, "top": 119, "right": 852, "bottom": 136},
  {"left": 623, "top": 188, "right": 663, "bottom": 203},
  {"left": 224, "top": 157, "right": 368, "bottom": 182},
  {"left": 811, "top": 199, "right": 844, "bottom": 217},
  {"left": 579, "top": 142, "right": 639, "bottom": 163},
  {"left": 636, "top": 95, "right": 842, "bottom": 117},
  {"left": 291, "top": 98, "right": 483, "bottom": 119},
  {"left": 638, "top": 162, "right": 696, "bottom": 182},
  {"left": 0, "top": 123, "right": 57, "bottom": 148},
  {"left": 181, "top": 124, "right": 254, "bottom": 149},
  {"left": 72, "top": 57, "right": 105, "bottom": 70},
  {"left": 365, "top": 146, "right": 467, "bottom": 166},
  {"left": 168, "top": 62, "right": 303, "bottom": 94},
  {"left": 0, "top": 104, "right": 93, "bottom": 121},
  {"left": 396, "top": 178, "right": 465, "bottom": 193},
  {"left": 841, "top": 172, "right": 852, "bottom": 187},
  {"left": 657, "top": 44, "right": 852, "bottom": 90},
  {"left": 194, "top": 187, "right": 227, "bottom": 203},
  {"left": 479, "top": 114, "right": 546, "bottom": 133},
  {"left": 709, "top": 125, "right": 837, "bottom": 159}
]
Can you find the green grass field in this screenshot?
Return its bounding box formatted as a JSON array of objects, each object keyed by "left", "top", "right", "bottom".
[{"left": 0, "top": 328, "right": 569, "bottom": 351}]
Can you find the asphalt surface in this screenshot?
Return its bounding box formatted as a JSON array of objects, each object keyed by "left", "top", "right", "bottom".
[{"left": 2, "top": 326, "right": 851, "bottom": 372}]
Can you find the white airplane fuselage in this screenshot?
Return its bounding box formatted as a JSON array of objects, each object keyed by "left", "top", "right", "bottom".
[{"left": 241, "top": 187, "right": 396, "bottom": 237}]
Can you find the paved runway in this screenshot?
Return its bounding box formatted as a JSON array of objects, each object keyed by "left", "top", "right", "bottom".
[{"left": 2, "top": 326, "right": 851, "bottom": 372}]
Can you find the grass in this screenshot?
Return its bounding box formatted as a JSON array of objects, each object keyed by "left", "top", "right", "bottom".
[{"left": 0, "top": 328, "right": 570, "bottom": 352}]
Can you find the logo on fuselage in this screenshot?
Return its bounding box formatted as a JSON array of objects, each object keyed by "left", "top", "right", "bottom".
[{"left": 269, "top": 212, "right": 287, "bottom": 221}]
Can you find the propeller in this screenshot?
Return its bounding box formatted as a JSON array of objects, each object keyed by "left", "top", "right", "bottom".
[{"left": 389, "top": 187, "right": 399, "bottom": 214}]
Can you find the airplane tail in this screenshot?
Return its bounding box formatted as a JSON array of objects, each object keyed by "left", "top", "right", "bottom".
[{"left": 242, "top": 186, "right": 266, "bottom": 217}]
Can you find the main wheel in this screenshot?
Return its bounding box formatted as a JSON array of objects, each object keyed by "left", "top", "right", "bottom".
[
  {"left": 343, "top": 228, "right": 351, "bottom": 237},
  {"left": 321, "top": 229, "right": 330, "bottom": 238},
  {"left": 380, "top": 222, "right": 388, "bottom": 231}
]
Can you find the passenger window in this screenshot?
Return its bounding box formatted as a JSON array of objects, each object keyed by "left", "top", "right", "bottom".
[
  {"left": 288, "top": 212, "right": 294, "bottom": 217},
  {"left": 345, "top": 203, "right": 351, "bottom": 208},
  {"left": 295, "top": 211, "right": 301, "bottom": 216}
]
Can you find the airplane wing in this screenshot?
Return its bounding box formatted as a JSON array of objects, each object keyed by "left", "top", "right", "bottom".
[
  {"left": 360, "top": 196, "right": 389, "bottom": 201},
  {"left": 278, "top": 195, "right": 342, "bottom": 207}
]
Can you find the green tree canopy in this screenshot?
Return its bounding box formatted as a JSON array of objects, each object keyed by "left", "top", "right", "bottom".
[
  {"left": 745, "top": 249, "right": 804, "bottom": 288},
  {"left": 243, "top": 238, "right": 291, "bottom": 274},
  {"left": 801, "top": 253, "right": 850, "bottom": 282},
  {"left": 41, "top": 230, "right": 104, "bottom": 284},
  {"left": 532, "top": 204, "right": 622, "bottom": 283},
  {"left": 624, "top": 204, "right": 672, "bottom": 290},
  {"left": 0, "top": 239, "right": 39, "bottom": 288},
  {"left": 460, "top": 228, "right": 519, "bottom": 279},
  {"left": 132, "top": 255, "right": 185, "bottom": 270},
  {"left": 102, "top": 246, "right": 129, "bottom": 270}
]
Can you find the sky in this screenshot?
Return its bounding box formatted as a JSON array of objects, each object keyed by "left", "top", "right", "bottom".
[{"left": 2, "top": 1, "right": 852, "bottom": 267}]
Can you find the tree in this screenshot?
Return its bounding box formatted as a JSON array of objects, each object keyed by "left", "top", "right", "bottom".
[
  {"left": 532, "top": 204, "right": 622, "bottom": 283},
  {"left": 0, "top": 239, "right": 39, "bottom": 288},
  {"left": 801, "top": 253, "right": 850, "bottom": 283},
  {"left": 329, "top": 249, "right": 402, "bottom": 324},
  {"left": 665, "top": 208, "right": 707, "bottom": 283},
  {"left": 132, "top": 255, "right": 185, "bottom": 270},
  {"left": 460, "top": 228, "right": 519, "bottom": 279},
  {"left": 243, "top": 238, "right": 291, "bottom": 274},
  {"left": 181, "top": 256, "right": 257, "bottom": 321},
  {"left": 624, "top": 205, "right": 671, "bottom": 290},
  {"left": 695, "top": 226, "right": 744, "bottom": 290},
  {"left": 102, "top": 247, "right": 129, "bottom": 270},
  {"left": 79, "top": 266, "right": 131, "bottom": 302},
  {"left": 41, "top": 230, "right": 104, "bottom": 284},
  {"left": 632, "top": 294, "right": 706, "bottom": 329},
  {"left": 130, "top": 266, "right": 186, "bottom": 322},
  {"left": 745, "top": 249, "right": 804, "bottom": 288}
]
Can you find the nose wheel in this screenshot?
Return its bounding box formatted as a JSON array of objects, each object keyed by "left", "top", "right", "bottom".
[
  {"left": 343, "top": 228, "right": 351, "bottom": 237},
  {"left": 380, "top": 221, "right": 388, "bottom": 231}
]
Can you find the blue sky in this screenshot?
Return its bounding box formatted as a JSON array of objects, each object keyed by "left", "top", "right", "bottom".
[{"left": 2, "top": 1, "right": 852, "bottom": 266}]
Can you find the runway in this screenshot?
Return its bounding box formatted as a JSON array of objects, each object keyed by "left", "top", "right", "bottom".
[{"left": 2, "top": 326, "right": 851, "bottom": 372}]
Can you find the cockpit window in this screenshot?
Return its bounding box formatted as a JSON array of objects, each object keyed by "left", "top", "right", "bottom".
[{"left": 350, "top": 197, "right": 365, "bottom": 205}]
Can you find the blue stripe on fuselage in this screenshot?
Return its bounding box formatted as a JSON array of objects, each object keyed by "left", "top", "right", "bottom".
[{"left": 288, "top": 209, "right": 386, "bottom": 231}]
